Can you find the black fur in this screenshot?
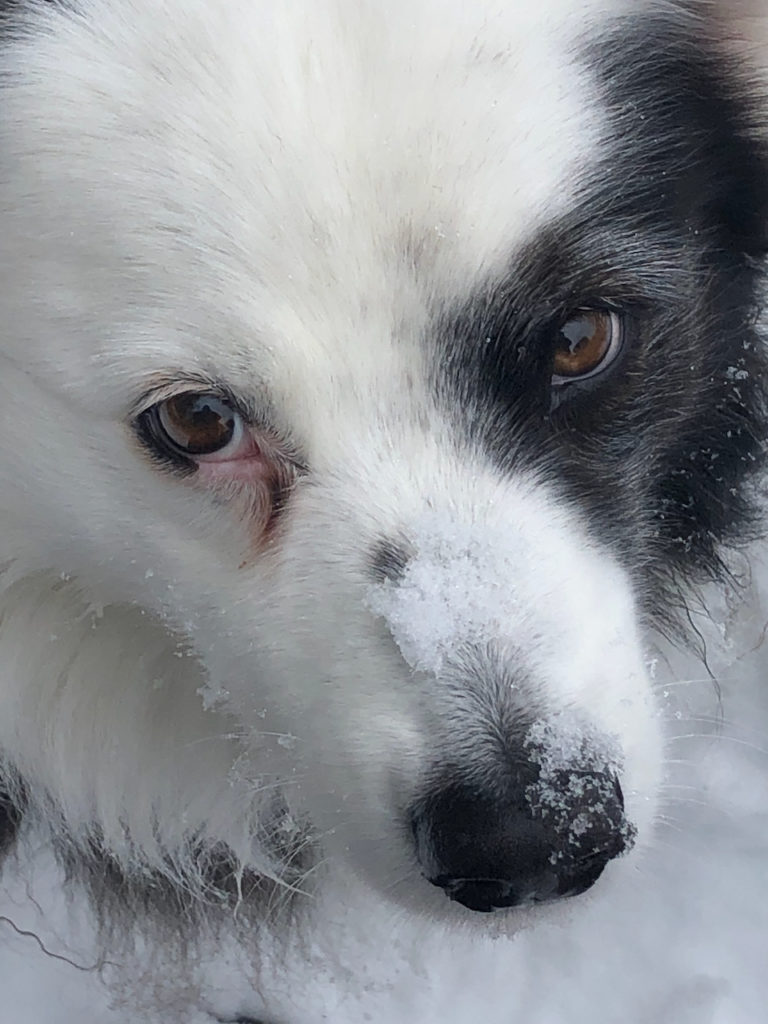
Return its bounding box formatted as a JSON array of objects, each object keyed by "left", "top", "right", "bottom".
[
  {"left": 369, "top": 537, "right": 412, "bottom": 583},
  {"left": 54, "top": 799, "right": 316, "bottom": 948},
  {"left": 432, "top": 12, "right": 768, "bottom": 626},
  {"left": 0, "top": 0, "right": 55, "bottom": 21},
  {"left": 0, "top": 781, "right": 23, "bottom": 855},
  {"left": 216, "top": 1018, "right": 272, "bottom": 1024}
]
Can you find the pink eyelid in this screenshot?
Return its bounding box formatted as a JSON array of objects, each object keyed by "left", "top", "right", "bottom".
[{"left": 194, "top": 430, "right": 269, "bottom": 483}]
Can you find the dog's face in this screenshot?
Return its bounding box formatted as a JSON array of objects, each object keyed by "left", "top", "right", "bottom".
[{"left": 1, "top": 0, "right": 767, "bottom": 918}]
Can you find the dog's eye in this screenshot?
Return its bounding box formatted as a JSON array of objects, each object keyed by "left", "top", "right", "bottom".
[
  {"left": 151, "top": 393, "right": 244, "bottom": 457},
  {"left": 551, "top": 310, "right": 622, "bottom": 384}
]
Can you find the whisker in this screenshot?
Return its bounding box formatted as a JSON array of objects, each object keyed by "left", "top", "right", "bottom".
[{"left": 667, "top": 733, "right": 768, "bottom": 756}]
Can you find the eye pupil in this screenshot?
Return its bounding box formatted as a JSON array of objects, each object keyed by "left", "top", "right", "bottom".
[
  {"left": 552, "top": 310, "right": 617, "bottom": 381},
  {"left": 158, "top": 393, "right": 236, "bottom": 455}
]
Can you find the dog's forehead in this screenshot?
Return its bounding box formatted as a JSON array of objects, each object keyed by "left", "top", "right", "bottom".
[{"left": 0, "top": 0, "right": 659, "bottom": 415}]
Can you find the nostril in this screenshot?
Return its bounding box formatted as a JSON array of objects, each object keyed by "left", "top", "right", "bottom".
[
  {"left": 431, "top": 877, "right": 522, "bottom": 913},
  {"left": 412, "top": 765, "right": 635, "bottom": 912}
]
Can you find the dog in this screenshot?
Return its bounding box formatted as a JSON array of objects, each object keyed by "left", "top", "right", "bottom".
[{"left": 0, "top": 0, "right": 767, "bottom": 1019}]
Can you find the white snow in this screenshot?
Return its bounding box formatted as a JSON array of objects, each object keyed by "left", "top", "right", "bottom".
[
  {"left": 2, "top": 553, "right": 768, "bottom": 1022},
  {"left": 365, "top": 518, "right": 526, "bottom": 675},
  {"left": 523, "top": 714, "right": 623, "bottom": 775}
]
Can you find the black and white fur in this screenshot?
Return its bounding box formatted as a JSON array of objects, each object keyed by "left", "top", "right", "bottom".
[{"left": 0, "top": 0, "right": 767, "bottom": 1018}]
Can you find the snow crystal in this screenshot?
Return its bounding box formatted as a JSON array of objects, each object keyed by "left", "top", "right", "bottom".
[
  {"left": 522, "top": 713, "right": 635, "bottom": 854},
  {"left": 523, "top": 713, "right": 622, "bottom": 774},
  {"left": 365, "top": 519, "right": 519, "bottom": 675},
  {"left": 725, "top": 365, "right": 750, "bottom": 381},
  {"left": 196, "top": 680, "right": 230, "bottom": 711}
]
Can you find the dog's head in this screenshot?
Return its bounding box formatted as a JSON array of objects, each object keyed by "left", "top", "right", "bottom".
[{"left": 0, "top": 0, "right": 767, "bottom": 920}]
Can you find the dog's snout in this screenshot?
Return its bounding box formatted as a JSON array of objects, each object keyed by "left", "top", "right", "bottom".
[{"left": 411, "top": 762, "right": 632, "bottom": 914}]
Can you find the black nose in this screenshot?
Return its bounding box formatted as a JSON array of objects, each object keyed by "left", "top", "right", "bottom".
[{"left": 411, "top": 768, "right": 633, "bottom": 913}]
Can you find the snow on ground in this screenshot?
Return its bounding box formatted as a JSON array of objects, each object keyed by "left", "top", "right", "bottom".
[{"left": 1, "top": 553, "right": 768, "bottom": 1023}]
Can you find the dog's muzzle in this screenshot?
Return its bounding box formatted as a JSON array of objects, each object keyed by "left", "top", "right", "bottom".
[{"left": 410, "top": 756, "right": 633, "bottom": 914}]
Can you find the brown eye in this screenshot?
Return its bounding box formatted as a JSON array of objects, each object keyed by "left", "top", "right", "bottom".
[
  {"left": 552, "top": 310, "right": 623, "bottom": 383},
  {"left": 155, "top": 393, "right": 242, "bottom": 456}
]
